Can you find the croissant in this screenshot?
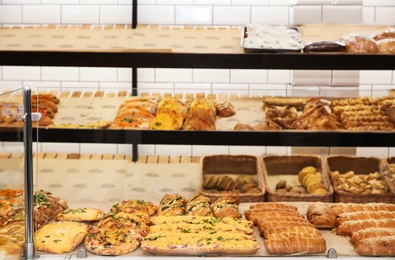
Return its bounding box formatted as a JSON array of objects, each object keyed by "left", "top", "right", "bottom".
[
  {"left": 337, "top": 219, "right": 395, "bottom": 236},
  {"left": 337, "top": 211, "right": 395, "bottom": 226},
  {"left": 250, "top": 202, "right": 298, "bottom": 211},
  {"left": 212, "top": 195, "right": 242, "bottom": 218},
  {"left": 351, "top": 228, "right": 395, "bottom": 244},
  {"left": 331, "top": 203, "right": 395, "bottom": 216},
  {"left": 354, "top": 236, "right": 395, "bottom": 256},
  {"left": 307, "top": 202, "right": 337, "bottom": 229},
  {"left": 264, "top": 236, "right": 326, "bottom": 255},
  {"left": 263, "top": 226, "right": 322, "bottom": 239}
]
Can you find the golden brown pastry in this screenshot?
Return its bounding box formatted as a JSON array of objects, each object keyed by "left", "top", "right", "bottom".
[
  {"left": 250, "top": 202, "right": 298, "bottom": 211},
  {"left": 307, "top": 202, "right": 337, "bottom": 229},
  {"left": 336, "top": 211, "right": 395, "bottom": 226},
  {"left": 350, "top": 227, "right": 395, "bottom": 245},
  {"left": 331, "top": 203, "right": 395, "bottom": 216},
  {"left": 55, "top": 208, "right": 104, "bottom": 222},
  {"left": 212, "top": 195, "right": 242, "bottom": 218},
  {"left": 354, "top": 236, "right": 395, "bottom": 256},
  {"left": 263, "top": 226, "right": 322, "bottom": 239},
  {"left": 185, "top": 194, "right": 213, "bottom": 216},
  {"left": 336, "top": 219, "right": 395, "bottom": 236},
  {"left": 245, "top": 210, "right": 304, "bottom": 224},
  {"left": 264, "top": 236, "right": 326, "bottom": 255},
  {"left": 215, "top": 100, "right": 236, "bottom": 117},
  {"left": 157, "top": 194, "right": 186, "bottom": 216}
]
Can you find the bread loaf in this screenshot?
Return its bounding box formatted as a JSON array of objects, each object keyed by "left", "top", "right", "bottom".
[
  {"left": 354, "top": 236, "right": 395, "bottom": 256},
  {"left": 331, "top": 203, "right": 395, "bottom": 216},
  {"left": 350, "top": 227, "right": 395, "bottom": 244},
  {"left": 263, "top": 227, "right": 322, "bottom": 239},
  {"left": 336, "top": 218, "right": 395, "bottom": 236},
  {"left": 337, "top": 211, "right": 395, "bottom": 226},
  {"left": 264, "top": 236, "right": 326, "bottom": 255},
  {"left": 245, "top": 210, "right": 303, "bottom": 224},
  {"left": 259, "top": 221, "right": 315, "bottom": 236},
  {"left": 307, "top": 202, "right": 337, "bottom": 229},
  {"left": 249, "top": 202, "right": 297, "bottom": 211}
]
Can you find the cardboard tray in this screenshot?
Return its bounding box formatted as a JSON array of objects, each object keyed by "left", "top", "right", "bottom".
[
  {"left": 261, "top": 154, "right": 333, "bottom": 202},
  {"left": 326, "top": 155, "right": 395, "bottom": 203},
  {"left": 200, "top": 154, "right": 266, "bottom": 203}
]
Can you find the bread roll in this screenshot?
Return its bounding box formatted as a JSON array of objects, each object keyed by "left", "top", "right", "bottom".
[
  {"left": 307, "top": 202, "right": 336, "bottom": 229},
  {"left": 336, "top": 219, "right": 395, "bottom": 236},
  {"left": 351, "top": 228, "right": 395, "bottom": 244},
  {"left": 354, "top": 236, "right": 395, "bottom": 256},
  {"left": 337, "top": 211, "right": 395, "bottom": 226},
  {"left": 263, "top": 226, "right": 322, "bottom": 239},
  {"left": 249, "top": 202, "right": 298, "bottom": 211},
  {"left": 264, "top": 236, "right": 326, "bottom": 255}
]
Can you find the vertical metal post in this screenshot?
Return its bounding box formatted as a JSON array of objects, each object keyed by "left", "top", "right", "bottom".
[
  {"left": 132, "top": 67, "right": 139, "bottom": 161},
  {"left": 22, "top": 86, "right": 39, "bottom": 260},
  {"left": 132, "top": 0, "right": 138, "bottom": 29}
]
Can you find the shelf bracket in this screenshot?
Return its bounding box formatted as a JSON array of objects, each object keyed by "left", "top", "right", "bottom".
[
  {"left": 327, "top": 248, "right": 337, "bottom": 258},
  {"left": 132, "top": 0, "right": 138, "bottom": 29}
]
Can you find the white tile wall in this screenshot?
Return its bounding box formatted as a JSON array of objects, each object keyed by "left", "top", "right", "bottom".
[{"left": 1, "top": 1, "right": 395, "bottom": 157}]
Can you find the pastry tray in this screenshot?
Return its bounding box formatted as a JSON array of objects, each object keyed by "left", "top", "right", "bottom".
[{"left": 241, "top": 25, "right": 304, "bottom": 53}]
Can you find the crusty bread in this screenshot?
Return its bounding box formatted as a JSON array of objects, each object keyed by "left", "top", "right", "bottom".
[
  {"left": 55, "top": 208, "right": 104, "bottom": 222},
  {"left": 264, "top": 236, "right": 326, "bottom": 255},
  {"left": 307, "top": 202, "right": 336, "bottom": 229},
  {"left": 34, "top": 221, "right": 88, "bottom": 254}
]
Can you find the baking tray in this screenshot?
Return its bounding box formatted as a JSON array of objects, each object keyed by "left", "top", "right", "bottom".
[
  {"left": 241, "top": 25, "right": 304, "bottom": 53},
  {"left": 261, "top": 155, "right": 333, "bottom": 202}
]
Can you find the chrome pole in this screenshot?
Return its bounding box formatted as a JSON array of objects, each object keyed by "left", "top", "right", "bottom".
[{"left": 22, "top": 86, "right": 39, "bottom": 259}]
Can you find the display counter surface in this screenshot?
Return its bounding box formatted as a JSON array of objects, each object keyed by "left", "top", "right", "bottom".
[{"left": 3, "top": 153, "right": 394, "bottom": 259}]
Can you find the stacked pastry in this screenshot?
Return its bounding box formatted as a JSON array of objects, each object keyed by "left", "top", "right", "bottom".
[
  {"left": 84, "top": 199, "right": 157, "bottom": 256},
  {"left": 149, "top": 97, "right": 188, "bottom": 130},
  {"left": 203, "top": 175, "right": 262, "bottom": 194},
  {"left": 332, "top": 98, "right": 395, "bottom": 131},
  {"left": 182, "top": 98, "right": 216, "bottom": 130},
  {"left": 307, "top": 202, "right": 395, "bottom": 256},
  {"left": 111, "top": 97, "right": 157, "bottom": 129},
  {"left": 245, "top": 202, "right": 326, "bottom": 255},
  {"left": 298, "top": 166, "right": 329, "bottom": 195},
  {"left": 142, "top": 194, "right": 259, "bottom": 255},
  {"left": 32, "top": 93, "right": 60, "bottom": 126},
  {"left": 157, "top": 193, "right": 187, "bottom": 216}
]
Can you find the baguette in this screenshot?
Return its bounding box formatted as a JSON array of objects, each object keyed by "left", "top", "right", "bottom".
[
  {"left": 331, "top": 203, "right": 395, "bottom": 216},
  {"left": 337, "top": 211, "right": 395, "bottom": 225},
  {"left": 249, "top": 202, "right": 298, "bottom": 211},
  {"left": 263, "top": 226, "right": 322, "bottom": 239},
  {"left": 264, "top": 236, "right": 326, "bottom": 255},
  {"left": 354, "top": 236, "right": 395, "bottom": 256},
  {"left": 350, "top": 228, "right": 395, "bottom": 244},
  {"left": 307, "top": 202, "right": 337, "bottom": 229},
  {"left": 337, "top": 218, "right": 395, "bottom": 236}
]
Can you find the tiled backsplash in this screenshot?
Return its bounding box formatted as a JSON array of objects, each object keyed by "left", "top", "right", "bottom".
[
  {"left": 1, "top": 1, "right": 395, "bottom": 26},
  {"left": 0, "top": 1, "right": 394, "bottom": 157}
]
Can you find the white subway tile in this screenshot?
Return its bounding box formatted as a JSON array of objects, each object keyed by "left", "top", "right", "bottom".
[
  {"left": 268, "top": 70, "right": 291, "bottom": 84},
  {"left": 137, "top": 145, "right": 155, "bottom": 156},
  {"left": 335, "top": 0, "right": 362, "bottom": 4},
  {"left": 332, "top": 70, "right": 359, "bottom": 86},
  {"left": 157, "top": 0, "right": 193, "bottom": 4},
  {"left": 214, "top": 6, "right": 250, "bottom": 26},
  {"left": 116, "top": 144, "right": 133, "bottom": 155},
  {"left": 292, "top": 6, "right": 322, "bottom": 24},
  {"left": 174, "top": 83, "right": 211, "bottom": 94},
  {"left": 3, "top": 0, "right": 39, "bottom": 3},
  {"left": 292, "top": 147, "right": 329, "bottom": 156},
  {"left": 41, "top": 0, "right": 79, "bottom": 3},
  {"left": 389, "top": 147, "right": 395, "bottom": 157},
  {"left": 362, "top": 6, "right": 375, "bottom": 24},
  {"left": 251, "top": 6, "right": 289, "bottom": 25},
  {"left": 194, "top": 0, "right": 231, "bottom": 4},
  {"left": 60, "top": 83, "right": 99, "bottom": 92},
  {"left": 176, "top": 6, "right": 212, "bottom": 25},
  {"left": 155, "top": 145, "right": 191, "bottom": 156},
  {"left": 138, "top": 0, "right": 155, "bottom": 4},
  {"left": 138, "top": 68, "right": 155, "bottom": 82},
  {"left": 42, "top": 67, "right": 79, "bottom": 81},
  {"left": 156, "top": 69, "right": 192, "bottom": 83},
  {"left": 3, "top": 66, "right": 40, "bottom": 81},
  {"left": 2, "top": 142, "right": 24, "bottom": 153},
  {"left": 100, "top": 5, "right": 132, "bottom": 24},
  {"left": 358, "top": 84, "right": 372, "bottom": 97},
  {"left": 80, "top": 67, "right": 117, "bottom": 82},
  {"left": 266, "top": 146, "right": 289, "bottom": 155},
  {"left": 137, "top": 82, "right": 174, "bottom": 94},
  {"left": 193, "top": 69, "right": 229, "bottom": 83},
  {"left": 270, "top": 0, "right": 294, "bottom": 5},
  {"left": 80, "top": 143, "right": 118, "bottom": 154},
  {"left": 25, "top": 81, "right": 61, "bottom": 91},
  {"left": 323, "top": 6, "right": 362, "bottom": 23},
  {"left": 231, "top": 69, "right": 268, "bottom": 84},
  {"left": 99, "top": 82, "right": 132, "bottom": 90},
  {"left": 118, "top": 68, "right": 132, "bottom": 82},
  {"left": 356, "top": 147, "right": 389, "bottom": 158},
  {"left": 81, "top": 0, "right": 117, "bottom": 4},
  {"left": 139, "top": 5, "right": 175, "bottom": 25},
  {"left": 288, "top": 86, "right": 320, "bottom": 96},
  {"left": 0, "top": 5, "right": 22, "bottom": 24},
  {"left": 363, "top": 0, "right": 395, "bottom": 6},
  {"left": 319, "top": 86, "right": 358, "bottom": 97},
  {"left": 232, "top": 0, "right": 269, "bottom": 5},
  {"left": 249, "top": 83, "right": 288, "bottom": 96},
  {"left": 375, "top": 7, "right": 395, "bottom": 25},
  {"left": 292, "top": 70, "right": 332, "bottom": 85},
  {"left": 62, "top": 5, "right": 100, "bottom": 24},
  {"left": 360, "top": 70, "right": 392, "bottom": 84},
  {"left": 23, "top": 5, "right": 60, "bottom": 24},
  {"left": 229, "top": 146, "right": 266, "bottom": 156},
  {"left": 212, "top": 83, "right": 249, "bottom": 96},
  {"left": 192, "top": 145, "right": 229, "bottom": 156},
  {"left": 41, "top": 142, "right": 80, "bottom": 153},
  {"left": 294, "top": 0, "right": 333, "bottom": 4}
]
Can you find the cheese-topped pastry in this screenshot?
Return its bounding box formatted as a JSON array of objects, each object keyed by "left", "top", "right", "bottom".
[{"left": 55, "top": 208, "right": 104, "bottom": 222}]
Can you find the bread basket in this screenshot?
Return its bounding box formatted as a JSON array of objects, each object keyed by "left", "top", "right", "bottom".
[
  {"left": 326, "top": 155, "right": 395, "bottom": 203},
  {"left": 200, "top": 154, "right": 266, "bottom": 203},
  {"left": 261, "top": 154, "right": 333, "bottom": 202}
]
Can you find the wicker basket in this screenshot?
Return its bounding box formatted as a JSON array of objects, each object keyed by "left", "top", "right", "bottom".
[
  {"left": 382, "top": 157, "right": 395, "bottom": 197},
  {"left": 200, "top": 154, "right": 266, "bottom": 203},
  {"left": 326, "top": 156, "right": 395, "bottom": 203},
  {"left": 261, "top": 155, "right": 333, "bottom": 202}
]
